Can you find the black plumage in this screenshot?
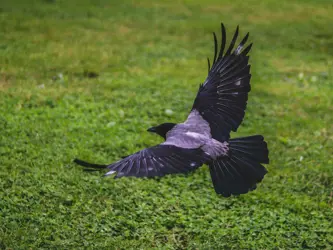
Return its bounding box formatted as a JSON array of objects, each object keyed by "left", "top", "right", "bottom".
[
  {"left": 209, "top": 135, "right": 269, "bottom": 197},
  {"left": 74, "top": 23, "right": 269, "bottom": 197},
  {"left": 193, "top": 24, "right": 252, "bottom": 141}
]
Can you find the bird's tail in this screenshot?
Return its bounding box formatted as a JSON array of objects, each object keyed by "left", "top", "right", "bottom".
[{"left": 209, "top": 135, "right": 269, "bottom": 197}]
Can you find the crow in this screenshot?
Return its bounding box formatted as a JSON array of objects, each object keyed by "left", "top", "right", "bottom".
[{"left": 74, "top": 23, "right": 269, "bottom": 197}]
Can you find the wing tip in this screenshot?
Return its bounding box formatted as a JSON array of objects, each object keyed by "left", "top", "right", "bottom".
[
  {"left": 73, "top": 158, "right": 108, "bottom": 169},
  {"left": 209, "top": 23, "right": 252, "bottom": 70}
]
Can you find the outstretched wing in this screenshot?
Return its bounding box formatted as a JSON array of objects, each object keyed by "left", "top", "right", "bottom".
[
  {"left": 191, "top": 24, "right": 252, "bottom": 142},
  {"left": 74, "top": 144, "right": 210, "bottom": 178}
]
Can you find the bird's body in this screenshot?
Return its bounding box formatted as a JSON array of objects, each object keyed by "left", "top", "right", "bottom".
[
  {"left": 74, "top": 23, "right": 269, "bottom": 197},
  {"left": 163, "top": 110, "right": 229, "bottom": 159}
]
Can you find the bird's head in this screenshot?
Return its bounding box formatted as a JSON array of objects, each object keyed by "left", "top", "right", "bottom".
[{"left": 147, "top": 123, "right": 176, "bottom": 139}]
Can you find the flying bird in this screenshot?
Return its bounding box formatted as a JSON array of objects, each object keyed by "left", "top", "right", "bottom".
[{"left": 74, "top": 23, "right": 269, "bottom": 197}]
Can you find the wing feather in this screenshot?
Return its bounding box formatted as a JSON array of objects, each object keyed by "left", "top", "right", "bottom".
[
  {"left": 192, "top": 24, "right": 252, "bottom": 141},
  {"left": 75, "top": 145, "right": 211, "bottom": 178}
]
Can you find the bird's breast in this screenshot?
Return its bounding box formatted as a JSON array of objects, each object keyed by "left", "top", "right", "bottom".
[
  {"left": 163, "top": 129, "right": 209, "bottom": 149},
  {"left": 184, "top": 131, "right": 208, "bottom": 140}
]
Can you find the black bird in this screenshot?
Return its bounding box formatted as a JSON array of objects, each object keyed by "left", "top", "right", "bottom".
[{"left": 74, "top": 23, "right": 269, "bottom": 197}]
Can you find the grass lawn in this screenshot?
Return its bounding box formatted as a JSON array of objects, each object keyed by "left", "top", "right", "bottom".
[{"left": 0, "top": 0, "right": 332, "bottom": 249}]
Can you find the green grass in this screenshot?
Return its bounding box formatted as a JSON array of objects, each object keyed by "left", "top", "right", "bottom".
[{"left": 0, "top": 0, "right": 332, "bottom": 249}]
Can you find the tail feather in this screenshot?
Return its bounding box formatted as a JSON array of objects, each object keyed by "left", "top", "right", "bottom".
[{"left": 209, "top": 135, "right": 269, "bottom": 197}]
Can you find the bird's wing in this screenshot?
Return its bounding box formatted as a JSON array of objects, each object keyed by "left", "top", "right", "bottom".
[
  {"left": 191, "top": 24, "right": 252, "bottom": 142},
  {"left": 75, "top": 144, "right": 210, "bottom": 178}
]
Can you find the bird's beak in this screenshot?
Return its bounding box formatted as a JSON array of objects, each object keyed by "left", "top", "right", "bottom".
[{"left": 147, "top": 127, "right": 157, "bottom": 133}]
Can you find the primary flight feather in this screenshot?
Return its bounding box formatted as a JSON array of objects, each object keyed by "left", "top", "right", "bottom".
[{"left": 74, "top": 23, "right": 269, "bottom": 197}]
